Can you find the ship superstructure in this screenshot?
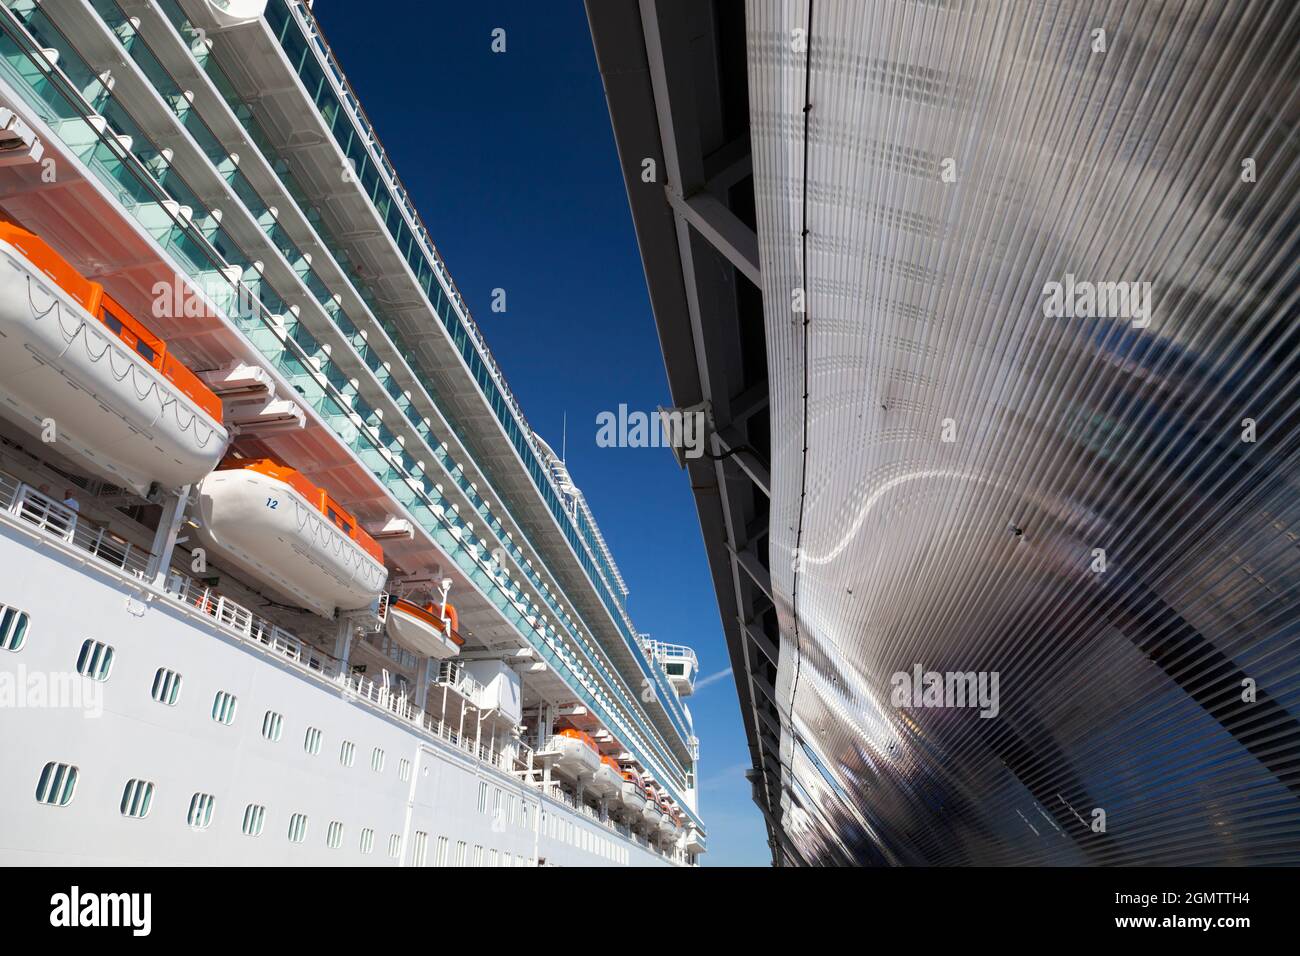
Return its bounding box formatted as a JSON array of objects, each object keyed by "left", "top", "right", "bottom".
[{"left": 0, "top": 0, "right": 704, "bottom": 866}]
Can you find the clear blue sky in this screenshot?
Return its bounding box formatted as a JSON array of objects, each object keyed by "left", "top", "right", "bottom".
[{"left": 314, "top": 0, "right": 769, "bottom": 866}]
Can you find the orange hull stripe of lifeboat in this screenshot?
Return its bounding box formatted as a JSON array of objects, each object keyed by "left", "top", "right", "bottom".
[
  {"left": 0, "top": 221, "right": 223, "bottom": 421},
  {"left": 217, "top": 457, "right": 384, "bottom": 563},
  {"left": 556, "top": 727, "right": 598, "bottom": 753},
  {"left": 390, "top": 598, "right": 464, "bottom": 646}
]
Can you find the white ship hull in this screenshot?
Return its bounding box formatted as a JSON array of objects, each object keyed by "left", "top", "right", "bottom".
[
  {"left": 192, "top": 469, "right": 388, "bottom": 618},
  {"left": 0, "top": 238, "right": 229, "bottom": 494},
  {"left": 0, "top": 519, "right": 676, "bottom": 867}
]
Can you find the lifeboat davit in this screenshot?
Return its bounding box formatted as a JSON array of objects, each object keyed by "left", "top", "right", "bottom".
[
  {"left": 0, "top": 221, "right": 228, "bottom": 493},
  {"left": 590, "top": 754, "right": 623, "bottom": 799},
  {"left": 617, "top": 770, "right": 647, "bottom": 815},
  {"left": 385, "top": 598, "right": 462, "bottom": 659},
  {"left": 193, "top": 457, "right": 387, "bottom": 617},
  {"left": 550, "top": 728, "right": 600, "bottom": 779}
]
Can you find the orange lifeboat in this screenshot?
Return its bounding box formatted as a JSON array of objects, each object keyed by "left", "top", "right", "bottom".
[
  {"left": 549, "top": 727, "right": 600, "bottom": 779},
  {"left": 0, "top": 219, "right": 228, "bottom": 492},
  {"left": 590, "top": 753, "right": 623, "bottom": 799},
  {"left": 192, "top": 456, "right": 387, "bottom": 617},
  {"left": 617, "top": 768, "right": 648, "bottom": 814},
  {"left": 385, "top": 598, "right": 463, "bottom": 659},
  {"left": 641, "top": 785, "right": 664, "bottom": 828},
  {"left": 657, "top": 798, "right": 679, "bottom": 839}
]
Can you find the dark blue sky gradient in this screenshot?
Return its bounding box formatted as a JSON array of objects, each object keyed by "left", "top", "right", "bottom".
[{"left": 313, "top": 0, "right": 768, "bottom": 865}]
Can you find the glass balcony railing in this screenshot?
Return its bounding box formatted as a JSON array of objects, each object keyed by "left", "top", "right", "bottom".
[
  {"left": 258, "top": 0, "right": 692, "bottom": 734},
  {"left": 144, "top": 0, "right": 692, "bottom": 747}
]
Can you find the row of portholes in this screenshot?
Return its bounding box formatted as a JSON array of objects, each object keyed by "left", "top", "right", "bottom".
[
  {"left": 2, "top": 603, "right": 408, "bottom": 780},
  {"left": 35, "top": 762, "right": 401, "bottom": 855}
]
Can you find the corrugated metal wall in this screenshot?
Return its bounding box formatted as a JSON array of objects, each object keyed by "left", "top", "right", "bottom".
[{"left": 749, "top": 0, "right": 1300, "bottom": 865}]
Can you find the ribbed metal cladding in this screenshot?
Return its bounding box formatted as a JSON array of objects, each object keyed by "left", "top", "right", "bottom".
[{"left": 748, "top": 0, "right": 1300, "bottom": 865}]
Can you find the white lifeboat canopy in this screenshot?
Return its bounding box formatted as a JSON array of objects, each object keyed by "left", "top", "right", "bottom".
[
  {"left": 385, "top": 597, "right": 462, "bottom": 660},
  {"left": 0, "top": 221, "right": 228, "bottom": 493},
  {"left": 193, "top": 458, "right": 387, "bottom": 618}
]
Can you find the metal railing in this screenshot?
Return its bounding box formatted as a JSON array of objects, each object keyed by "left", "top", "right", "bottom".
[
  {"left": 0, "top": 472, "right": 153, "bottom": 579},
  {"left": 0, "top": 461, "right": 686, "bottom": 858}
]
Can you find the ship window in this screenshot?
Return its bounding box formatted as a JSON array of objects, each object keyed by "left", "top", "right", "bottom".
[
  {"left": 666, "top": 663, "right": 685, "bottom": 676},
  {"left": 35, "top": 762, "right": 79, "bottom": 807},
  {"left": 370, "top": 747, "right": 384, "bottom": 772},
  {"left": 477, "top": 781, "right": 487, "bottom": 813},
  {"left": 304, "top": 726, "right": 322, "bottom": 755},
  {"left": 187, "top": 793, "right": 215, "bottom": 830},
  {"left": 0, "top": 604, "right": 30, "bottom": 652},
  {"left": 412, "top": 831, "right": 428, "bottom": 867},
  {"left": 360, "top": 828, "right": 374, "bottom": 854},
  {"left": 150, "top": 667, "right": 182, "bottom": 706},
  {"left": 327, "top": 820, "right": 343, "bottom": 849},
  {"left": 398, "top": 758, "right": 411, "bottom": 781},
  {"left": 261, "top": 710, "right": 284, "bottom": 741},
  {"left": 76, "top": 639, "right": 115, "bottom": 682},
  {"left": 488, "top": 848, "right": 498, "bottom": 867},
  {"left": 135, "top": 340, "right": 156, "bottom": 363},
  {"left": 454, "top": 840, "right": 466, "bottom": 865},
  {"left": 388, "top": 834, "right": 402, "bottom": 859},
  {"left": 340, "top": 740, "right": 356, "bottom": 767},
  {"left": 288, "top": 813, "right": 308, "bottom": 843},
  {"left": 100, "top": 310, "right": 123, "bottom": 336},
  {"left": 212, "top": 691, "right": 238, "bottom": 725},
  {"left": 120, "top": 779, "right": 155, "bottom": 819},
  {"left": 473, "top": 844, "right": 483, "bottom": 867},
  {"left": 242, "top": 804, "right": 265, "bottom": 837}
]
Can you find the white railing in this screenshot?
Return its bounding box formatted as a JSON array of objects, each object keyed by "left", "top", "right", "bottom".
[
  {"left": 0, "top": 473, "right": 154, "bottom": 580},
  {"left": 433, "top": 659, "right": 483, "bottom": 700},
  {"left": 644, "top": 639, "right": 699, "bottom": 671},
  {"left": 0, "top": 467, "right": 687, "bottom": 859},
  {"left": 163, "top": 570, "right": 321, "bottom": 667},
  {"left": 539, "top": 781, "right": 675, "bottom": 859}
]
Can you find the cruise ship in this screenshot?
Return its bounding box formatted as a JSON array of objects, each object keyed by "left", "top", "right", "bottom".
[
  {"left": 0, "top": 0, "right": 705, "bottom": 866},
  {"left": 589, "top": 0, "right": 1300, "bottom": 865}
]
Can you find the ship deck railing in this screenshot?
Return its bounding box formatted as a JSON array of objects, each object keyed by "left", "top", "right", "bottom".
[
  {"left": 0, "top": 466, "right": 685, "bottom": 862},
  {"left": 0, "top": 473, "right": 154, "bottom": 580}
]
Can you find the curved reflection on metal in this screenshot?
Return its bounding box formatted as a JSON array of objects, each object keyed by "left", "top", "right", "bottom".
[{"left": 749, "top": 0, "right": 1300, "bottom": 865}]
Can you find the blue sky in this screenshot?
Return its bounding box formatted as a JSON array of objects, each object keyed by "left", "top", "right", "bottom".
[{"left": 314, "top": 1, "right": 769, "bottom": 866}]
